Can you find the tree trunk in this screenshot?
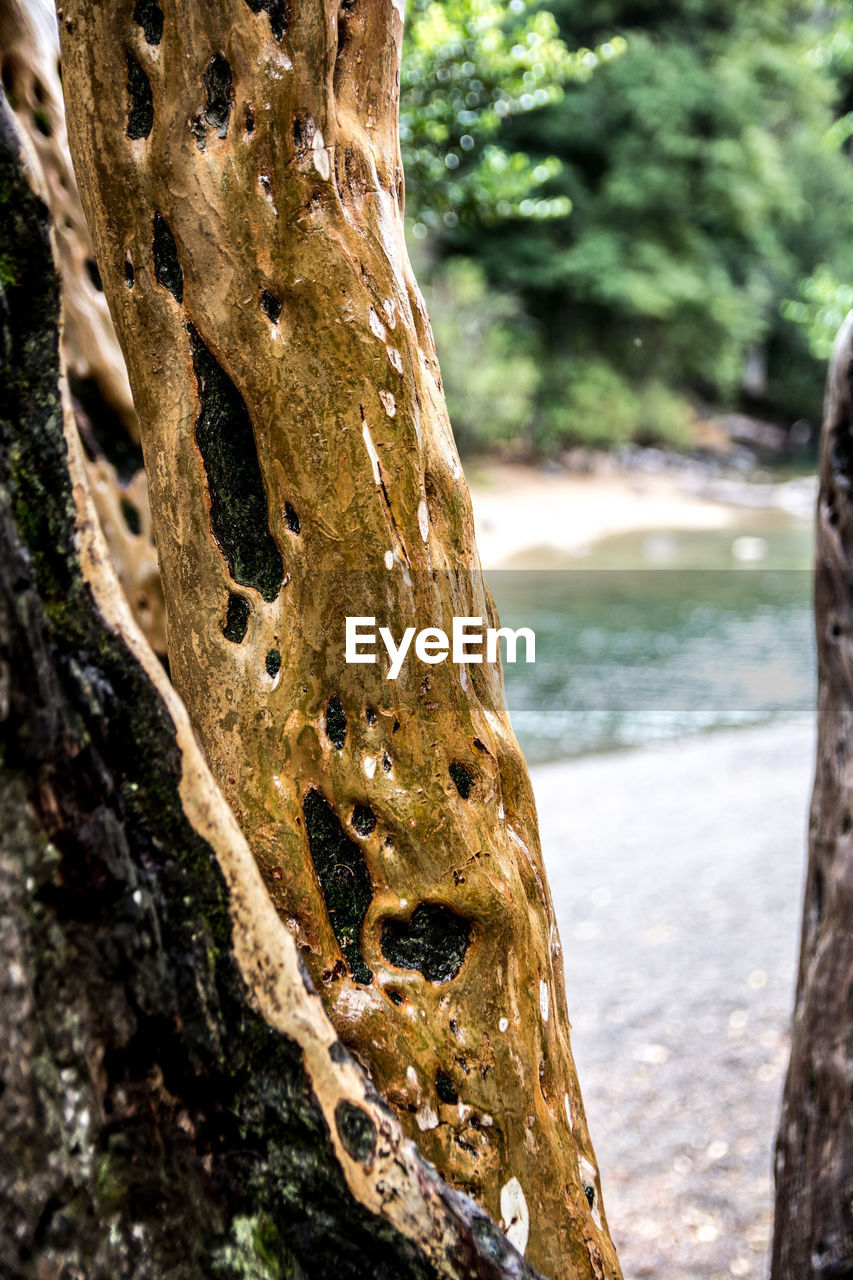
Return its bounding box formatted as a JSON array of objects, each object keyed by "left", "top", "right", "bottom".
[
  {"left": 0, "top": 0, "right": 167, "bottom": 658},
  {"left": 56, "top": 3, "right": 620, "bottom": 1277},
  {"left": 772, "top": 313, "right": 853, "bottom": 1279},
  {"left": 0, "top": 92, "right": 554, "bottom": 1280}
]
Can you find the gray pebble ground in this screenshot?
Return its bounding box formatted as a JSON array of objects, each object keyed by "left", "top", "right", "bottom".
[{"left": 533, "top": 721, "right": 815, "bottom": 1280}]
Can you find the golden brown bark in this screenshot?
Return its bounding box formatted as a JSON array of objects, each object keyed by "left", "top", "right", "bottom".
[{"left": 57, "top": 3, "right": 620, "bottom": 1275}]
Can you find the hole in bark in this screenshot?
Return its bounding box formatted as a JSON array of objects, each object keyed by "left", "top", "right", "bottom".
[
  {"left": 124, "top": 254, "right": 135, "bottom": 287},
  {"left": 120, "top": 497, "right": 141, "bottom": 536},
  {"left": 436, "top": 1068, "right": 458, "bottom": 1104},
  {"left": 284, "top": 502, "right": 300, "bottom": 533},
  {"left": 261, "top": 289, "right": 282, "bottom": 322},
  {"left": 843, "top": 813, "right": 852, "bottom": 835},
  {"left": 337, "top": 0, "right": 358, "bottom": 58},
  {"left": 335, "top": 1100, "right": 376, "bottom": 1165},
  {"left": 245, "top": 104, "right": 255, "bottom": 134},
  {"left": 832, "top": 624, "right": 842, "bottom": 639},
  {"left": 382, "top": 753, "right": 392, "bottom": 773},
  {"left": 85, "top": 258, "right": 103, "bottom": 291},
  {"left": 133, "top": 0, "right": 163, "bottom": 44},
  {"left": 152, "top": 212, "right": 182, "bottom": 302},
  {"left": 303, "top": 789, "right": 373, "bottom": 985},
  {"left": 292, "top": 115, "right": 305, "bottom": 149},
  {"left": 381, "top": 904, "right": 471, "bottom": 984},
  {"left": 326, "top": 696, "right": 347, "bottom": 748},
  {"left": 31, "top": 107, "right": 51, "bottom": 136},
  {"left": 351, "top": 804, "right": 376, "bottom": 836},
  {"left": 449, "top": 762, "right": 473, "bottom": 799},
  {"left": 223, "top": 594, "right": 250, "bottom": 643},
  {"left": 584, "top": 1183, "right": 596, "bottom": 1209},
  {"left": 265, "top": 648, "right": 281, "bottom": 677},
  {"left": 387, "top": 990, "right": 403, "bottom": 1007},
  {"left": 188, "top": 325, "right": 284, "bottom": 601},
  {"left": 244, "top": 0, "right": 288, "bottom": 41},
  {"left": 70, "top": 377, "right": 144, "bottom": 482},
  {"left": 366, "top": 707, "right": 377, "bottom": 726},
  {"left": 126, "top": 52, "right": 153, "bottom": 140},
  {"left": 203, "top": 53, "right": 232, "bottom": 138}
]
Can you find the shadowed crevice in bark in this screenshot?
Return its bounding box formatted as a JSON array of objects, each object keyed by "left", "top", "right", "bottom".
[
  {"left": 133, "top": 0, "right": 163, "bottom": 45},
  {"left": 326, "top": 696, "right": 347, "bottom": 748},
  {"left": 223, "top": 593, "right": 250, "bottom": 643},
  {"left": 203, "top": 53, "right": 232, "bottom": 138},
  {"left": 188, "top": 324, "right": 284, "bottom": 602},
  {"left": 152, "top": 212, "right": 182, "bottom": 302},
  {"left": 381, "top": 905, "right": 471, "bottom": 985},
  {"left": 449, "top": 764, "right": 473, "bottom": 800},
  {"left": 244, "top": 0, "right": 289, "bottom": 42},
  {"left": 304, "top": 789, "right": 373, "bottom": 985},
  {"left": 125, "top": 52, "right": 152, "bottom": 140}
]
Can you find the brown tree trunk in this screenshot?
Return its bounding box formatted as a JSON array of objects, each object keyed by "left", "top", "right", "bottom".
[
  {"left": 772, "top": 314, "right": 853, "bottom": 1280},
  {"left": 56, "top": 2, "right": 620, "bottom": 1277},
  {"left": 0, "top": 91, "right": 549, "bottom": 1280}
]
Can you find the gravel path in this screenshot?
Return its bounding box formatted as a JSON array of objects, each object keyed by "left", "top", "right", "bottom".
[{"left": 533, "top": 721, "right": 815, "bottom": 1280}]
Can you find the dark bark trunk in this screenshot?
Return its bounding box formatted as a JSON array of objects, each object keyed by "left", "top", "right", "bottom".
[
  {"left": 0, "top": 97, "right": 542, "bottom": 1280},
  {"left": 772, "top": 314, "right": 853, "bottom": 1280}
]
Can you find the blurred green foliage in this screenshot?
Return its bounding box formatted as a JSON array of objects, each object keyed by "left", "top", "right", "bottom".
[{"left": 402, "top": 0, "right": 853, "bottom": 454}]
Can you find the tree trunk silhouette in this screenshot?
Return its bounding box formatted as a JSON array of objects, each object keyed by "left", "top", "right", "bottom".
[{"left": 772, "top": 313, "right": 853, "bottom": 1279}]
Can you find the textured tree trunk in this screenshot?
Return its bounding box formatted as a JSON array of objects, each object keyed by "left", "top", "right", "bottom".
[
  {"left": 0, "top": 0, "right": 167, "bottom": 657},
  {"left": 0, "top": 92, "right": 552, "bottom": 1280},
  {"left": 56, "top": 4, "right": 620, "bottom": 1276},
  {"left": 772, "top": 314, "right": 853, "bottom": 1280}
]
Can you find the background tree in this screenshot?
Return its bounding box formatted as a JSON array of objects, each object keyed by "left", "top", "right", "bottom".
[
  {"left": 771, "top": 312, "right": 853, "bottom": 1279},
  {"left": 43, "top": 0, "right": 620, "bottom": 1277}
]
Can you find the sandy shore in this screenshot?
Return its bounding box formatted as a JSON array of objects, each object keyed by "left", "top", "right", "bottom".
[
  {"left": 533, "top": 721, "right": 814, "bottom": 1279},
  {"left": 466, "top": 458, "right": 814, "bottom": 568}
]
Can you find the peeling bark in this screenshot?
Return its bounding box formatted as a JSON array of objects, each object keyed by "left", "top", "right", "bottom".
[
  {"left": 772, "top": 314, "right": 853, "bottom": 1279},
  {"left": 56, "top": 3, "right": 621, "bottom": 1275},
  {"left": 0, "top": 93, "right": 552, "bottom": 1280}
]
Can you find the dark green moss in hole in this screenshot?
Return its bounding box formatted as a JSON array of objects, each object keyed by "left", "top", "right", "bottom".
[
  {"left": 126, "top": 53, "right": 153, "bottom": 141},
  {"left": 152, "top": 213, "right": 182, "bottom": 303},
  {"left": 436, "top": 1069, "right": 458, "bottom": 1105},
  {"left": 449, "top": 762, "right": 473, "bottom": 799},
  {"left": 244, "top": 0, "right": 288, "bottom": 40},
  {"left": 188, "top": 325, "right": 284, "bottom": 601},
  {"left": 326, "top": 696, "right": 347, "bottom": 748},
  {"left": 351, "top": 804, "right": 375, "bottom": 836},
  {"left": 124, "top": 254, "right": 134, "bottom": 288},
  {"left": 335, "top": 1100, "right": 377, "bottom": 1165},
  {"left": 203, "top": 53, "right": 232, "bottom": 138},
  {"left": 261, "top": 289, "right": 282, "bottom": 322},
  {"left": 381, "top": 903, "right": 471, "bottom": 984},
  {"left": 85, "top": 258, "right": 103, "bottom": 291},
  {"left": 223, "top": 594, "right": 250, "bottom": 644},
  {"left": 265, "top": 648, "right": 281, "bottom": 677},
  {"left": 284, "top": 501, "right": 300, "bottom": 533},
  {"left": 119, "top": 497, "right": 141, "bottom": 536},
  {"left": 303, "top": 789, "right": 373, "bottom": 985},
  {"left": 32, "top": 107, "right": 51, "bottom": 137},
  {"left": 133, "top": 0, "right": 164, "bottom": 44}
]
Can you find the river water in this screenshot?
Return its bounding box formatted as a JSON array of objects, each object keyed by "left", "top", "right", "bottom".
[{"left": 489, "top": 497, "right": 815, "bottom": 765}]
